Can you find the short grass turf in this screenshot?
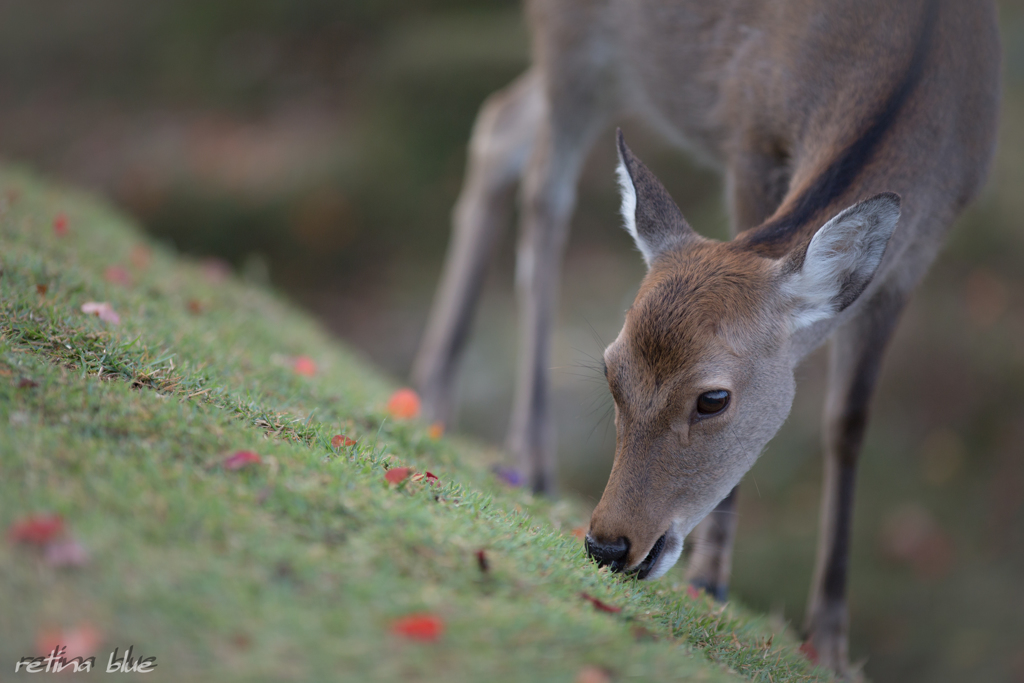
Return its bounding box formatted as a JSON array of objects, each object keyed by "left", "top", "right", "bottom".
[{"left": 0, "top": 167, "right": 833, "bottom": 682}]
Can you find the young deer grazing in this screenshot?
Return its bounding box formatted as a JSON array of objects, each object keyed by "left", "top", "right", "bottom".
[{"left": 413, "top": 0, "right": 1000, "bottom": 673}]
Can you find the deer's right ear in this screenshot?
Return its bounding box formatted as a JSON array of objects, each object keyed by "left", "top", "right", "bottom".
[{"left": 616, "top": 129, "right": 699, "bottom": 267}]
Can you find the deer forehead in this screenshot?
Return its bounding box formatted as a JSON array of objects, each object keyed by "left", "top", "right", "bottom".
[{"left": 611, "top": 245, "right": 784, "bottom": 381}]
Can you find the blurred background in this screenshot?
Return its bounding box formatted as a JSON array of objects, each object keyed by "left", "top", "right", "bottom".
[{"left": 1, "top": 1, "right": 1022, "bottom": 680}]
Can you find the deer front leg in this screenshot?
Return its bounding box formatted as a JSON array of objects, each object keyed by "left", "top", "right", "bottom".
[
  {"left": 805, "top": 288, "right": 907, "bottom": 676},
  {"left": 684, "top": 486, "right": 739, "bottom": 601},
  {"left": 413, "top": 71, "right": 543, "bottom": 427},
  {"left": 506, "top": 114, "right": 603, "bottom": 494}
]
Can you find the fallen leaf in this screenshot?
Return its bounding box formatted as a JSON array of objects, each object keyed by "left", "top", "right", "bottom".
[
  {"left": 427, "top": 422, "right": 444, "bottom": 440},
  {"left": 45, "top": 537, "right": 89, "bottom": 568},
  {"left": 187, "top": 299, "right": 203, "bottom": 315},
  {"left": 580, "top": 592, "right": 621, "bottom": 614},
  {"left": 799, "top": 640, "right": 819, "bottom": 664},
  {"left": 476, "top": 549, "right": 489, "bottom": 573},
  {"left": 570, "top": 526, "right": 587, "bottom": 542},
  {"left": 104, "top": 266, "right": 132, "bottom": 286},
  {"left": 575, "top": 665, "right": 612, "bottom": 683},
  {"left": 492, "top": 465, "right": 523, "bottom": 487},
  {"left": 224, "top": 450, "right": 262, "bottom": 471},
  {"left": 53, "top": 213, "right": 68, "bottom": 236},
  {"left": 80, "top": 301, "right": 120, "bottom": 325},
  {"left": 387, "top": 388, "right": 421, "bottom": 420},
  {"left": 385, "top": 467, "right": 411, "bottom": 485},
  {"left": 130, "top": 244, "right": 151, "bottom": 269},
  {"left": 686, "top": 585, "right": 701, "bottom": 600},
  {"left": 36, "top": 283, "right": 48, "bottom": 295},
  {"left": 391, "top": 613, "right": 444, "bottom": 642},
  {"left": 293, "top": 356, "right": 317, "bottom": 377},
  {"left": 36, "top": 623, "right": 102, "bottom": 661},
  {"left": 8, "top": 514, "right": 64, "bottom": 545},
  {"left": 631, "top": 625, "right": 657, "bottom": 641},
  {"left": 331, "top": 434, "right": 357, "bottom": 448},
  {"left": 201, "top": 258, "right": 232, "bottom": 283},
  {"left": 17, "top": 378, "right": 39, "bottom": 389}
]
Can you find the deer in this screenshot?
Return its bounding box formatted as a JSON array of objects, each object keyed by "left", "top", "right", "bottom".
[{"left": 412, "top": 0, "right": 1000, "bottom": 673}]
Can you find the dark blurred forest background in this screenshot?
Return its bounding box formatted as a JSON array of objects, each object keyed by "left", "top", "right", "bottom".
[{"left": 1, "top": 1, "right": 1022, "bottom": 681}]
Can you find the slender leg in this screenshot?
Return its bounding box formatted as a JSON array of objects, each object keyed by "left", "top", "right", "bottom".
[
  {"left": 412, "top": 71, "right": 544, "bottom": 427},
  {"left": 506, "top": 110, "right": 605, "bottom": 494},
  {"left": 804, "top": 287, "right": 908, "bottom": 675},
  {"left": 684, "top": 486, "right": 739, "bottom": 601}
]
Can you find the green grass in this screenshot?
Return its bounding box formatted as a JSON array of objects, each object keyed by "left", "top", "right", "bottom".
[{"left": 0, "top": 166, "right": 832, "bottom": 682}]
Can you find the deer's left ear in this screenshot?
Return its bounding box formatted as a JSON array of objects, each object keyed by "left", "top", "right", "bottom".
[
  {"left": 783, "top": 192, "right": 901, "bottom": 330},
  {"left": 616, "top": 129, "right": 700, "bottom": 267}
]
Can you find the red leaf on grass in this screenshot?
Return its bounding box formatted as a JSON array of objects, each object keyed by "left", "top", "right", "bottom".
[
  {"left": 293, "top": 356, "right": 317, "bottom": 377},
  {"left": 391, "top": 613, "right": 444, "bottom": 641},
  {"left": 80, "top": 301, "right": 120, "bottom": 324},
  {"left": 331, "top": 434, "right": 357, "bottom": 448},
  {"left": 104, "top": 266, "right": 132, "bottom": 286},
  {"left": 53, "top": 213, "right": 68, "bottom": 236},
  {"left": 476, "top": 549, "right": 489, "bottom": 573},
  {"left": 387, "top": 388, "right": 421, "bottom": 420},
  {"left": 576, "top": 665, "right": 612, "bottom": 683},
  {"left": 799, "top": 640, "right": 819, "bottom": 664},
  {"left": 580, "top": 592, "right": 621, "bottom": 614},
  {"left": 8, "top": 514, "right": 64, "bottom": 545},
  {"left": 686, "top": 584, "right": 701, "bottom": 600},
  {"left": 224, "top": 450, "right": 262, "bottom": 470},
  {"left": 385, "top": 467, "right": 411, "bottom": 485},
  {"left": 36, "top": 623, "right": 102, "bottom": 660}
]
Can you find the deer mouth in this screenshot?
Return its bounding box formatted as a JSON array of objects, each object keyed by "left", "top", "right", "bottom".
[
  {"left": 631, "top": 527, "right": 684, "bottom": 581},
  {"left": 632, "top": 533, "right": 667, "bottom": 580}
]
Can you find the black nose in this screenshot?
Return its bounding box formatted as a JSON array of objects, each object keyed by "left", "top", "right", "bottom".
[{"left": 585, "top": 535, "right": 630, "bottom": 572}]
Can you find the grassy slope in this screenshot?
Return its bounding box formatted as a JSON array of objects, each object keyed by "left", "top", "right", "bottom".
[{"left": 0, "top": 167, "right": 831, "bottom": 682}]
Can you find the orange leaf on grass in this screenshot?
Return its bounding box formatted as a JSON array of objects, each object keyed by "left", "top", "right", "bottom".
[
  {"left": 387, "top": 388, "right": 421, "bottom": 420},
  {"left": 391, "top": 613, "right": 444, "bottom": 641},
  {"left": 224, "top": 450, "right": 262, "bottom": 470},
  {"left": 81, "top": 301, "right": 120, "bottom": 325},
  {"left": 331, "top": 434, "right": 357, "bottom": 448},
  {"left": 53, "top": 213, "right": 69, "bottom": 236},
  {"left": 36, "top": 622, "right": 102, "bottom": 661},
  {"left": 104, "top": 266, "right": 132, "bottom": 286},
  {"left": 293, "top": 356, "right": 317, "bottom": 377},
  {"left": 8, "top": 514, "right": 64, "bottom": 545},
  {"left": 580, "top": 592, "right": 621, "bottom": 614},
  {"left": 570, "top": 527, "right": 587, "bottom": 542},
  {"left": 385, "top": 467, "right": 411, "bottom": 485},
  {"left": 576, "top": 665, "right": 612, "bottom": 683}
]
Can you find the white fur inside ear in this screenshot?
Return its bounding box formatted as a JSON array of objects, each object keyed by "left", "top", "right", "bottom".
[
  {"left": 784, "top": 195, "right": 900, "bottom": 330},
  {"left": 615, "top": 159, "right": 653, "bottom": 265}
]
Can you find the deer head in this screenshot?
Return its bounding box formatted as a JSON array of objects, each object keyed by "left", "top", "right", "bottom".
[{"left": 585, "top": 131, "right": 901, "bottom": 579}]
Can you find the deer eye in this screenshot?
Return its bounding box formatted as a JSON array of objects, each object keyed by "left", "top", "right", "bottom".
[{"left": 696, "top": 390, "right": 730, "bottom": 416}]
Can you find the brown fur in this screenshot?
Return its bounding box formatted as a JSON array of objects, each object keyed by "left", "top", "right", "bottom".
[{"left": 413, "top": 0, "right": 1001, "bottom": 673}]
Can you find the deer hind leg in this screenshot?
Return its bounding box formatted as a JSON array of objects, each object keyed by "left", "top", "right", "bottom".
[
  {"left": 412, "top": 70, "right": 544, "bottom": 427},
  {"left": 684, "top": 485, "right": 739, "bottom": 601},
  {"left": 804, "top": 286, "right": 908, "bottom": 676},
  {"left": 506, "top": 103, "right": 607, "bottom": 494}
]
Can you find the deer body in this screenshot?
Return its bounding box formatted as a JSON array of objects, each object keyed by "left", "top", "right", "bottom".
[{"left": 413, "top": 0, "right": 1000, "bottom": 673}]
